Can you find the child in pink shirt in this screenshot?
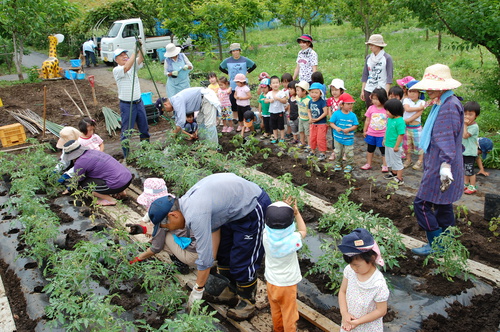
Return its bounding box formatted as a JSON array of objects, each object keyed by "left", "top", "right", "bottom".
[{"left": 361, "top": 88, "right": 388, "bottom": 172}]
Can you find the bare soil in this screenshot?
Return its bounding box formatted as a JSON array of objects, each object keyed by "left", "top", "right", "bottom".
[{"left": 1, "top": 79, "right": 500, "bottom": 331}]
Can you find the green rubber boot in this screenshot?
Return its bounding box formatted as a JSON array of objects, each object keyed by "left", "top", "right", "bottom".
[{"left": 226, "top": 279, "right": 257, "bottom": 321}]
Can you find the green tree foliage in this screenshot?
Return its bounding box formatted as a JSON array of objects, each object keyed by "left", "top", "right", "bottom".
[
  {"left": 0, "top": 0, "right": 78, "bottom": 80},
  {"left": 403, "top": 0, "right": 500, "bottom": 67},
  {"left": 274, "top": 0, "right": 333, "bottom": 35},
  {"left": 335, "top": 0, "right": 398, "bottom": 55},
  {"left": 233, "top": 0, "right": 264, "bottom": 43}
]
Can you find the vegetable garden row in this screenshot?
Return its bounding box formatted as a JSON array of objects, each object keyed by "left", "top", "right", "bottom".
[{"left": 0, "top": 131, "right": 499, "bottom": 331}]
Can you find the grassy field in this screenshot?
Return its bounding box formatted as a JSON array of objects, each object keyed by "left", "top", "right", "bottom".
[{"left": 140, "top": 20, "right": 499, "bottom": 138}]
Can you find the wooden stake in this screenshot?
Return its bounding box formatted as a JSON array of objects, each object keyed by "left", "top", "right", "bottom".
[
  {"left": 43, "top": 85, "right": 47, "bottom": 138},
  {"left": 72, "top": 79, "right": 92, "bottom": 118},
  {"left": 63, "top": 88, "right": 85, "bottom": 116}
]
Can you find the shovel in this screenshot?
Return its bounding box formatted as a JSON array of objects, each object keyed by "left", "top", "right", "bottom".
[{"left": 88, "top": 75, "right": 97, "bottom": 107}]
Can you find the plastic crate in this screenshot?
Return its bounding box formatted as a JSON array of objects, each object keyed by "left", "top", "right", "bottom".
[
  {"left": 0, "top": 123, "right": 27, "bottom": 147},
  {"left": 145, "top": 104, "right": 160, "bottom": 124}
]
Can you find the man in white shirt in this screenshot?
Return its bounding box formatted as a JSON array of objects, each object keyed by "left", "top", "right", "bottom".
[
  {"left": 82, "top": 39, "right": 97, "bottom": 67},
  {"left": 113, "top": 48, "right": 150, "bottom": 158}
]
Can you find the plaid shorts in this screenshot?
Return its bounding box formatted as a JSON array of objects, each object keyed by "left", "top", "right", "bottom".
[{"left": 403, "top": 125, "right": 422, "bottom": 155}]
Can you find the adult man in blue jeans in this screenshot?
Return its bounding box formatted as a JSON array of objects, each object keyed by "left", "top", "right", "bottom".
[
  {"left": 151, "top": 173, "right": 271, "bottom": 321},
  {"left": 113, "top": 47, "right": 150, "bottom": 158}
]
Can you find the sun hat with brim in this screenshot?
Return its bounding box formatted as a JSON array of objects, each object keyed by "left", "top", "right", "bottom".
[
  {"left": 410, "top": 64, "right": 462, "bottom": 91},
  {"left": 338, "top": 228, "right": 375, "bottom": 256},
  {"left": 478, "top": 137, "right": 493, "bottom": 160},
  {"left": 233, "top": 73, "right": 247, "bottom": 82},
  {"left": 57, "top": 127, "right": 82, "bottom": 149},
  {"left": 297, "top": 34, "right": 313, "bottom": 47},
  {"left": 229, "top": 43, "right": 241, "bottom": 53},
  {"left": 338, "top": 93, "right": 355, "bottom": 103},
  {"left": 62, "top": 140, "right": 87, "bottom": 163},
  {"left": 113, "top": 48, "right": 128, "bottom": 60},
  {"left": 148, "top": 196, "right": 175, "bottom": 237},
  {"left": 137, "top": 178, "right": 170, "bottom": 210},
  {"left": 265, "top": 201, "right": 294, "bottom": 229},
  {"left": 329, "top": 79, "right": 346, "bottom": 91},
  {"left": 165, "top": 43, "right": 181, "bottom": 58},
  {"left": 396, "top": 76, "right": 415, "bottom": 87},
  {"left": 296, "top": 81, "right": 310, "bottom": 91},
  {"left": 309, "top": 82, "right": 324, "bottom": 91},
  {"left": 365, "top": 34, "right": 387, "bottom": 47}
]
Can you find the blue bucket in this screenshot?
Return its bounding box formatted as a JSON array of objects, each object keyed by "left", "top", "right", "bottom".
[
  {"left": 77, "top": 73, "right": 86, "bottom": 80},
  {"left": 141, "top": 92, "right": 153, "bottom": 105},
  {"left": 70, "top": 59, "right": 81, "bottom": 67},
  {"left": 157, "top": 48, "right": 166, "bottom": 63},
  {"left": 65, "top": 70, "right": 77, "bottom": 80}
]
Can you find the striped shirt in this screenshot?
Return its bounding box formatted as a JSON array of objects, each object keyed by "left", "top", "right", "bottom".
[{"left": 113, "top": 61, "right": 143, "bottom": 102}]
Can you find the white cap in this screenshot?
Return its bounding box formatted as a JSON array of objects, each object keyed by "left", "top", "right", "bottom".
[{"left": 113, "top": 48, "right": 128, "bottom": 60}]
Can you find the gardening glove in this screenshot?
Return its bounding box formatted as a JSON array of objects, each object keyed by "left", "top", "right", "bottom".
[
  {"left": 141, "top": 212, "right": 150, "bottom": 223},
  {"left": 125, "top": 223, "right": 147, "bottom": 235},
  {"left": 439, "top": 162, "right": 454, "bottom": 192},
  {"left": 129, "top": 257, "right": 142, "bottom": 264},
  {"left": 187, "top": 286, "right": 204, "bottom": 309},
  {"left": 183, "top": 65, "right": 189, "bottom": 70},
  {"left": 57, "top": 173, "right": 71, "bottom": 184},
  {"left": 171, "top": 70, "right": 179, "bottom": 78}
]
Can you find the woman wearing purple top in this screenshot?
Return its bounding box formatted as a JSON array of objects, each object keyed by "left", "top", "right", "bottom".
[
  {"left": 409, "top": 64, "right": 464, "bottom": 256},
  {"left": 62, "top": 140, "right": 133, "bottom": 206}
]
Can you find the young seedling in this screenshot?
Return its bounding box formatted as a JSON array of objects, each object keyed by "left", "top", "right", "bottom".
[
  {"left": 488, "top": 217, "right": 500, "bottom": 237},
  {"left": 455, "top": 204, "right": 470, "bottom": 225},
  {"left": 368, "top": 175, "right": 377, "bottom": 199},
  {"left": 385, "top": 181, "right": 399, "bottom": 200}
]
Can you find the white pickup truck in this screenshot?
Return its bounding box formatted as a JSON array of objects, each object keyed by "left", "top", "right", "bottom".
[{"left": 100, "top": 18, "right": 186, "bottom": 65}]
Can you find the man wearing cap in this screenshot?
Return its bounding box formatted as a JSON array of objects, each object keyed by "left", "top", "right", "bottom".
[
  {"left": 163, "top": 87, "right": 220, "bottom": 144},
  {"left": 113, "top": 47, "right": 150, "bottom": 158},
  {"left": 360, "top": 34, "right": 393, "bottom": 108},
  {"left": 62, "top": 140, "right": 133, "bottom": 206},
  {"left": 293, "top": 34, "right": 318, "bottom": 83},
  {"left": 409, "top": 64, "right": 464, "bottom": 256},
  {"left": 219, "top": 43, "right": 257, "bottom": 122},
  {"left": 152, "top": 173, "right": 271, "bottom": 320},
  {"left": 82, "top": 38, "right": 98, "bottom": 67},
  {"left": 164, "top": 43, "right": 193, "bottom": 98}
]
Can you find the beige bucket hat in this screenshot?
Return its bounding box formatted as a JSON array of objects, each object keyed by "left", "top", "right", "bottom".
[
  {"left": 410, "top": 64, "right": 462, "bottom": 91},
  {"left": 56, "top": 126, "right": 82, "bottom": 149},
  {"left": 365, "top": 34, "right": 387, "bottom": 47}
]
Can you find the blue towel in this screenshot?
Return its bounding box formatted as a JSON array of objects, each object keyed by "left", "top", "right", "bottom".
[{"left": 173, "top": 234, "right": 192, "bottom": 249}]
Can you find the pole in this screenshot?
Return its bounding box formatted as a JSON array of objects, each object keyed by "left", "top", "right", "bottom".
[{"left": 43, "top": 85, "right": 47, "bottom": 139}]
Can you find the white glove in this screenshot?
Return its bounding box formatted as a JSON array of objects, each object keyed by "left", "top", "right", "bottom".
[
  {"left": 187, "top": 287, "right": 204, "bottom": 309},
  {"left": 171, "top": 70, "right": 179, "bottom": 77},
  {"left": 183, "top": 65, "right": 189, "bottom": 70},
  {"left": 141, "top": 212, "right": 150, "bottom": 223},
  {"left": 439, "top": 162, "right": 454, "bottom": 192}
]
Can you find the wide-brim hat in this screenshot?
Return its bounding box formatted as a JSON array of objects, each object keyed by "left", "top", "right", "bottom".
[
  {"left": 365, "top": 34, "right": 387, "bottom": 47},
  {"left": 410, "top": 64, "right": 462, "bottom": 91},
  {"left": 113, "top": 48, "right": 128, "bottom": 60},
  {"left": 57, "top": 127, "right": 82, "bottom": 149},
  {"left": 233, "top": 73, "right": 247, "bottom": 82},
  {"left": 148, "top": 196, "right": 175, "bottom": 237},
  {"left": 62, "top": 140, "right": 87, "bottom": 163},
  {"left": 265, "top": 201, "right": 294, "bottom": 229},
  {"left": 296, "top": 81, "right": 310, "bottom": 91},
  {"left": 329, "top": 78, "right": 346, "bottom": 91},
  {"left": 338, "top": 228, "right": 375, "bottom": 256},
  {"left": 137, "top": 178, "right": 170, "bottom": 210},
  {"left": 229, "top": 43, "right": 241, "bottom": 53},
  {"left": 297, "top": 34, "right": 313, "bottom": 47},
  {"left": 165, "top": 43, "right": 181, "bottom": 58}
]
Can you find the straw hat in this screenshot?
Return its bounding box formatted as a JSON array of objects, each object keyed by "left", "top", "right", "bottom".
[
  {"left": 137, "top": 178, "right": 171, "bottom": 210},
  {"left": 57, "top": 127, "right": 82, "bottom": 149},
  {"left": 365, "top": 34, "right": 387, "bottom": 47},
  {"left": 410, "top": 64, "right": 462, "bottom": 91},
  {"left": 165, "top": 43, "right": 181, "bottom": 58}
]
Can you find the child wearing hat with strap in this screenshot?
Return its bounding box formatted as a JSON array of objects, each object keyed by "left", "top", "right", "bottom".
[
  {"left": 338, "top": 228, "right": 389, "bottom": 332},
  {"left": 263, "top": 198, "right": 306, "bottom": 332}
]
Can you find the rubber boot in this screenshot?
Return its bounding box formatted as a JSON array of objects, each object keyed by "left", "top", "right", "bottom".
[
  {"left": 203, "top": 266, "right": 238, "bottom": 306},
  {"left": 411, "top": 228, "right": 443, "bottom": 256},
  {"left": 226, "top": 279, "right": 257, "bottom": 321},
  {"left": 169, "top": 255, "right": 190, "bottom": 275}
]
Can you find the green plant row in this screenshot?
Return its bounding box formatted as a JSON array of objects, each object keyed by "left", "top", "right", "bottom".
[{"left": 0, "top": 142, "right": 220, "bottom": 331}]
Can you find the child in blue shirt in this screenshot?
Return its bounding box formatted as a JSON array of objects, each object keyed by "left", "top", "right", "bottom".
[
  {"left": 329, "top": 93, "right": 359, "bottom": 172},
  {"left": 307, "top": 82, "right": 328, "bottom": 160}
]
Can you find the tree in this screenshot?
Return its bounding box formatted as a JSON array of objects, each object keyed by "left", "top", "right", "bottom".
[
  {"left": 0, "top": 0, "right": 78, "bottom": 80},
  {"left": 403, "top": 0, "right": 500, "bottom": 67},
  {"left": 336, "top": 0, "right": 398, "bottom": 55},
  {"left": 274, "top": 0, "right": 333, "bottom": 35},
  {"left": 233, "top": 0, "right": 264, "bottom": 43}
]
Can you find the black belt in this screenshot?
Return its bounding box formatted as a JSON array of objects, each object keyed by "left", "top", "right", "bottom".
[{"left": 120, "top": 99, "right": 142, "bottom": 104}]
